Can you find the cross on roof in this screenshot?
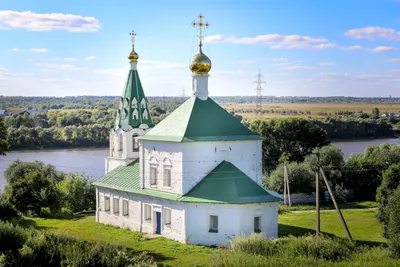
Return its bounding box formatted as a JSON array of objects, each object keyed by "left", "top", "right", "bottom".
[
  {"left": 130, "top": 30, "right": 137, "bottom": 47},
  {"left": 192, "top": 13, "right": 210, "bottom": 49}
]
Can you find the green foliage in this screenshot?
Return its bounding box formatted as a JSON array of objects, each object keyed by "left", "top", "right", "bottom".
[
  {"left": 5, "top": 171, "right": 61, "bottom": 215},
  {"left": 0, "top": 221, "right": 156, "bottom": 266},
  {"left": 372, "top": 107, "right": 380, "bottom": 117},
  {"left": 0, "top": 195, "right": 20, "bottom": 221},
  {"left": 266, "top": 162, "right": 314, "bottom": 194},
  {"left": 250, "top": 118, "right": 329, "bottom": 172},
  {"left": 4, "top": 159, "right": 65, "bottom": 184},
  {"left": 388, "top": 187, "right": 400, "bottom": 258},
  {"left": 346, "top": 143, "right": 400, "bottom": 201},
  {"left": 376, "top": 164, "right": 400, "bottom": 238},
  {"left": 0, "top": 116, "right": 10, "bottom": 155},
  {"left": 56, "top": 173, "right": 96, "bottom": 212}
]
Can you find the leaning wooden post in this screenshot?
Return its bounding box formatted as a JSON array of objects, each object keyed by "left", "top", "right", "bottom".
[
  {"left": 316, "top": 150, "right": 320, "bottom": 236},
  {"left": 283, "top": 162, "right": 287, "bottom": 205},
  {"left": 285, "top": 162, "right": 292, "bottom": 206},
  {"left": 319, "top": 167, "right": 353, "bottom": 241}
]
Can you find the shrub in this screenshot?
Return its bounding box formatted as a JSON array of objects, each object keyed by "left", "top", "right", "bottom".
[
  {"left": 0, "top": 195, "right": 20, "bottom": 221},
  {"left": 266, "top": 162, "right": 314, "bottom": 194},
  {"left": 0, "top": 222, "right": 27, "bottom": 253},
  {"left": 388, "top": 187, "right": 400, "bottom": 258},
  {"left": 376, "top": 164, "right": 400, "bottom": 238}
]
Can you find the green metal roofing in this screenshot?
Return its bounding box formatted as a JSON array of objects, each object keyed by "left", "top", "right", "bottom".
[
  {"left": 93, "top": 160, "right": 281, "bottom": 204},
  {"left": 180, "top": 161, "right": 282, "bottom": 204},
  {"left": 139, "top": 96, "right": 262, "bottom": 142},
  {"left": 114, "top": 70, "right": 153, "bottom": 130}
]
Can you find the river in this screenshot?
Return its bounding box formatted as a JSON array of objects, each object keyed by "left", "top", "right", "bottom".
[{"left": 1, "top": 138, "right": 400, "bottom": 191}]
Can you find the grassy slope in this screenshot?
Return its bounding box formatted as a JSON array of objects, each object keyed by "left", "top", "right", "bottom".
[{"left": 28, "top": 209, "right": 386, "bottom": 266}]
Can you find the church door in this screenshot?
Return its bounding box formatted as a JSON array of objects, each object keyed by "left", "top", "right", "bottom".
[{"left": 156, "top": 212, "right": 161, "bottom": 234}]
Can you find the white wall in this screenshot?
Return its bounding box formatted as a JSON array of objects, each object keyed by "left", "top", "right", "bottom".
[
  {"left": 97, "top": 188, "right": 186, "bottom": 243},
  {"left": 185, "top": 202, "right": 279, "bottom": 246},
  {"left": 140, "top": 140, "right": 262, "bottom": 195}
]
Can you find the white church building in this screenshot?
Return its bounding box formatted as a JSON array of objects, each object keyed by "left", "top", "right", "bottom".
[{"left": 93, "top": 15, "right": 281, "bottom": 246}]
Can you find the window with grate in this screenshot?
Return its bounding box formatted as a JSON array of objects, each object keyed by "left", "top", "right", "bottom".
[
  {"left": 150, "top": 166, "right": 157, "bottom": 185},
  {"left": 104, "top": 196, "right": 110, "bottom": 212},
  {"left": 164, "top": 208, "right": 171, "bottom": 226},
  {"left": 254, "top": 216, "right": 261, "bottom": 233},
  {"left": 113, "top": 198, "right": 119, "bottom": 215},
  {"left": 123, "top": 200, "right": 129, "bottom": 216},
  {"left": 209, "top": 215, "right": 218, "bottom": 233},
  {"left": 163, "top": 168, "right": 171, "bottom": 187},
  {"left": 144, "top": 204, "right": 151, "bottom": 221}
]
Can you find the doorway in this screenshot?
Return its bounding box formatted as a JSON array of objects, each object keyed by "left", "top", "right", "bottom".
[{"left": 155, "top": 211, "right": 161, "bottom": 234}]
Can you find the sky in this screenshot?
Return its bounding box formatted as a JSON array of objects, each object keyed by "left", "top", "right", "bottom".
[{"left": 1, "top": 0, "right": 400, "bottom": 97}]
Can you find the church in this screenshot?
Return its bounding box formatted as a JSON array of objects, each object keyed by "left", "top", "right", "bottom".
[{"left": 93, "top": 14, "right": 281, "bottom": 246}]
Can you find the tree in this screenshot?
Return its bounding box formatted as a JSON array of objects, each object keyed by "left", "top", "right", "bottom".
[
  {"left": 6, "top": 171, "right": 61, "bottom": 215},
  {"left": 0, "top": 116, "right": 10, "bottom": 155},
  {"left": 250, "top": 118, "right": 329, "bottom": 173},
  {"left": 376, "top": 164, "right": 400, "bottom": 238},
  {"left": 387, "top": 187, "right": 400, "bottom": 258},
  {"left": 4, "top": 160, "right": 65, "bottom": 185},
  {"left": 56, "top": 173, "right": 95, "bottom": 212},
  {"left": 372, "top": 107, "right": 380, "bottom": 117},
  {"left": 266, "top": 162, "right": 315, "bottom": 194}
]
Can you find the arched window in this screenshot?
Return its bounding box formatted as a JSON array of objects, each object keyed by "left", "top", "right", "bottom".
[
  {"left": 132, "top": 134, "right": 139, "bottom": 152},
  {"left": 163, "top": 158, "right": 172, "bottom": 187},
  {"left": 149, "top": 157, "right": 158, "bottom": 186}
]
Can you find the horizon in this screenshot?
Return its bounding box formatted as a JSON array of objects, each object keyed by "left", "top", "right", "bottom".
[{"left": 1, "top": 0, "right": 400, "bottom": 97}]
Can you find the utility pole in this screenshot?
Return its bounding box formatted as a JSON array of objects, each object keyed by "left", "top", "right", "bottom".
[
  {"left": 283, "top": 161, "right": 291, "bottom": 206},
  {"left": 181, "top": 86, "right": 186, "bottom": 98},
  {"left": 253, "top": 69, "right": 265, "bottom": 114},
  {"left": 316, "top": 149, "right": 320, "bottom": 236}
]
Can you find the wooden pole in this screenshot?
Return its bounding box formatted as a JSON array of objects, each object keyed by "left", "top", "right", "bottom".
[
  {"left": 283, "top": 162, "right": 287, "bottom": 205},
  {"left": 285, "top": 163, "right": 291, "bottom": 206},
  {"left": 319, "top": 167, "right": 353, "bottom": 241},
  {"left": 316, "top": 150, "right": 320, "bottom": 236}
]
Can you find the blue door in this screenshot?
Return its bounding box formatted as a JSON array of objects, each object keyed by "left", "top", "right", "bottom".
[{"left": 156, "top": 212, "right": 161, "bottom": 234}]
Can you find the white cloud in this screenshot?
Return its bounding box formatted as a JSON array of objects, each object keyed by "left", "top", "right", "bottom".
[
  {"left": 345, "top": 26, "right": 400, "bottom": 40},
  {"left": 370, "top": 46, "right": 396, "bottom": 53},
  {"left": 283, "top": 65, "right": 316, "bottom": 70},
  {"left": 204, "top": 34, "right": 330, "bottom": 49},
  {"left": 385, "top": 58, "right": 400, "bottom": 62},
  {"left": 37, "top": 63, "right": 85, "bottom": 71},
  {"left": 313, "top": 43, "right": 338, "bottom": 49},
  {"left": 342, "top": 45, "right": 364, "bottom": 50},
  {"left": 41, "top": 69, "right": 54, "bottom": 74},
  {"left": 85, "top": 56, "right": 96, "bottom": 61},
  {"left": 64, "top": 58, "right": 78, "bottom": 61},
  {"left": 12, "top": 47, "right": 47, "bottom": 52},
  {"left": 0, "top": 10, "right": 100, "bottom": 32},
  {"left": 275, "top": 62, "right": 291, "bottom": 66},
  {"left": 318, "top": 62, "right": 336, "bottom": 66},
  {"left": 272, "top": 57, "right": 288, "bottom": 61},
  {"left": 235, "top": 60, "right": 254, "bottom": 64}
]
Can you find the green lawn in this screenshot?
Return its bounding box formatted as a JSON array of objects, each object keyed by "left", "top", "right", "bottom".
[
  {"left": 27, "top": 209, "right": 385, "bottom": 266},
  {"left": 279, "top": 201, "right": 378, "bottom": 213}
]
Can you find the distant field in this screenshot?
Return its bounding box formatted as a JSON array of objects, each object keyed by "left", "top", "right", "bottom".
[{"left": 221, "top": 102, "right": 400, "bottom": 119}]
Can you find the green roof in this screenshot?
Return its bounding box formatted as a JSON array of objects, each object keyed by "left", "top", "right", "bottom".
[
  {"left": 139, "top": 97, "right": 262, "bottom": 142},
  {"left": 93, "top": 160, "right": 281, "bottom": 204},
  {"left": 114, "top": 70, "right": 153, "bottom": 130},
  {"left": 180, "top": 161, "right": 282, "bottom": 204}
]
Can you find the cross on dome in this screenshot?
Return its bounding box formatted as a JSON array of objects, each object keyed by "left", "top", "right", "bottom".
[
  {"left": 192, "top": 13, "right": 210, "bottom": 49},
  {"left": 128, "top": 29, "right": 139, "bottom": 63},
  {"left": 130, "top": 30, "right": 137, "bottom": 48}
]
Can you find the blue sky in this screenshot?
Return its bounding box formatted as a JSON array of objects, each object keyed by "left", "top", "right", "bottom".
[{"left": 1, "top": 0, "right": 400, "bottom": 97}]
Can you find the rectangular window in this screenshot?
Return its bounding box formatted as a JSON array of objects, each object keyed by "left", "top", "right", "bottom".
[
  {"left": 209, "top": 215, "right": 218, "bottom": 233},
  {"left": 104, "top": 196, "right": 110, "bottom": 212},
  {"left": 123, "top": 200, "right": 129, "bottom": 216},
  {"left": 164, "top": 208, "right": 171, "bottom": 226},
  {"left": 254, "top": 216, "right": 261, "bottom": 233},
  {"left": 144, "top": 204, "right": 152, "bottom": 221},
  {"left": 150, "top": 167, "right": 157, "bottom": 185},
  {"left": 163, "top": 168, "right": 171, "bottom": 187},
  {"left": 113, "top": 198, "right": 119, "bottom": 215}
]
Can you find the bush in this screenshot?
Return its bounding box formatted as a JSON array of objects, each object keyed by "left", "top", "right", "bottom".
[
  {"left": 376, "top": 164, "right": 400, "bottom": 238},
  {"left": 0, "top": 222, "right": 27, "bottom": 253},
  {"left": 388, "top": 187, "right": 400, "bottom": 258},
  {"left": 0, "top": 196, "right": 20, "bottom": 221},
  {"left": 266, "top": 162, "right": 314, "bottom": 194},
  {"left": 230, "top": 234, "right": 356, "bottom": 261}
]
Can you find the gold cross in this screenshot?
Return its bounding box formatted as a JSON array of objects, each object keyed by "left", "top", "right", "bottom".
[
  {"left": 192, "top": 13, "right": 210, "bottom": 49},
  {"left": 130, "top": 30, "right": 137, "bottom": 47}
]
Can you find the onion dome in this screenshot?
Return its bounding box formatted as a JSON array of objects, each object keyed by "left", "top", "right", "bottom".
[{"left": 189, "top": 48, "right": 212, "bottom": 75}]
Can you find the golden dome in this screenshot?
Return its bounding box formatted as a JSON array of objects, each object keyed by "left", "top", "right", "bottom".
[
  {"left": 128, "top": 48, "right": 139, "bottom": 63},
  {"left": 189, "top": 49, "right": 212, "bottom": 75}
]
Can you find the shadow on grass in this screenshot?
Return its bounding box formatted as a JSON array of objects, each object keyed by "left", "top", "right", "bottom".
[
  {"left": 279, "top": 224, "right": 387, "bottom": 247},
  {"left": 18, "top": 218, "right": 56, "bottom": 230}
]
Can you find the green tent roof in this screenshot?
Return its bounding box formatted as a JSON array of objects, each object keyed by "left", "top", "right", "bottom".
[
  {"left": 114, "top": 70, "right": 153, "bottom": 130},
  {"left": 180, "top": 161, "right": 282, "bottom": 204},
  {"left": 93, "top": 160, "right": 281, "bottom": 204},
  {"left": 139, "top": 97, "right": 262, "bottom": 142}
]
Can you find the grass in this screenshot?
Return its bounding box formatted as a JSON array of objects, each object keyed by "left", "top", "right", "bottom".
[
  {"left": 279, "top": 201, "right": 378, "bottom": 213},
  {"left": 23, "top": 209, "right": 385, "bottom": 266},
  {"left": 221, "top": 102, "right": 400, "bottom": 119}
]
